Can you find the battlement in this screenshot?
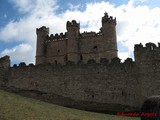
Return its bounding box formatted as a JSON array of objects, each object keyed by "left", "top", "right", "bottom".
[
  {"left": 46, "top": 32, "right": 67, "bottom": 42},
  {"left": 66, "top": 20, "right": 80, "bottom": 30},
  {"left": 81, "top": 31, "right": 102, "bottom": 38},
  {"left": 36, "top": 26, "right": 49, "bottom": 35},
  {"left": 0, "top": 55, "right": 10, "bottom": 63},
  {"left": 12, "top": 57, "right": 135, "bottom": 70},
  {"left": 135, "top": 42, "right": 160, "bottom": 51},
  {"left": 134, "top": 42, "right": 160, "bottom": 63},
  {"left": 0, "top": 56, "right": 10, "bottom": 69},
  {"left": 102, "top": 12, "right": 116, "bottom": 25}
]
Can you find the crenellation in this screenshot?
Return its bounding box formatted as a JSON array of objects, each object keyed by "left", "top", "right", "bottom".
[
  {"left": 12, "top": 64, "right": 18, "bottom": 68},
  {"left": 19, "top": 62, "right": 26, "bottom": 67},
  {"left": 8, "top": 57, "right": 136, "bottom": 70},
  {"left": 124, "top": 58, "right": 133, "bottom": 64},
  {"left": 47, "top": 32, "right": 67, "bottom": 41},
  {"left": 145, "top": 42, "right": 157, "bottom": 50},
  {"left": 81, "top": 31, "right": 96, "bottom": 37},
  {"left": 50, "top": 34, "right": 54, "bottom": 39},
  {"left": 81, "top": 31, "right": 103, "bottom": 38},
  {"left": 111, "top": 57, "right": 121, "bottom": 64},
  {"left": 66, "top": 20, "right": 80, "bottom": 29},
  {"left": 134, "top": 42, "right": 160, "bottom": 63},
  {"left": 102, "top": 12, "right": 116, "bottom": 25},
  {"left": 29, "top": 63, "right": 35, "bottom": 67},
  {"left": 123, "top": 58, "right": 135, "bottom": 71},
  {"left": 134, "top": 43, "right": 143, "bottom": 50},
  {"left": 36, "top": 26, "right": 49, "bottom": 35}
]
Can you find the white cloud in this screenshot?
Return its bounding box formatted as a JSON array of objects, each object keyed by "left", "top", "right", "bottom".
[
  {"left": 1, "top": 43, "right": 34, "bottom": 64},
  {"left": 138, "top": 0, "right": 148, "bottom": 3},
  {"left": 0, "top": 21, "right": 18, "bottom": 41},
  {"left": 68, "top": 4, "right": 80, "bottom": 11},
  {"left": 116, "top": 5, "right": 160, "bottom": 51},
  {"left": 118, "top": 52, "right": 132, "bottom": 62},
  {"left": 0, "top": 0, "right": 160, "bottom": 64},
  {"left": 9, "top": 0, "right": 36, "bottom": 13}
]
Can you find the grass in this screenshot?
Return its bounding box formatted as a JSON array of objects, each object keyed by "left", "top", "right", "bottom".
[{"left": 0, "top": 90, "right": 140, "bottom": 120}]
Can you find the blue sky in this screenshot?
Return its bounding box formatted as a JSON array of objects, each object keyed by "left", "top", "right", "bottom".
[{"left": 0, "top": 0, "right": 160, "bottom": 65}]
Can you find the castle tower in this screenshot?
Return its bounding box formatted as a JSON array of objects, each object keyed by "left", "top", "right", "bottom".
[
  {"left": 134, "top": 42, "right": 160, "bottom": 64},
  {"left": 101, "top": 12, "right": 117, "bottom": 60},
  {"left": 36, "top": 26, "right": 49, "bottom": 65},
  {"left": 66, "top": 20, "right": 80, "bottom": 63},
  {"left": 0, "top": 56, "right": 10, "bottom": 85}
]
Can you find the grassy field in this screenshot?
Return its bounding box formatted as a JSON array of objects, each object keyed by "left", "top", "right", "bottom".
[{"left": 0, "top": 90, "right": 140, "bottom": 120}]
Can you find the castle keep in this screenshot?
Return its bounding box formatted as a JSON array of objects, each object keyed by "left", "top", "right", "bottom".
[
  {"left": 36, "top": 12, "right": 117, "bottom": 65},
  {"left": 0, "top": 13, "right": 160, "bottom": 113}
]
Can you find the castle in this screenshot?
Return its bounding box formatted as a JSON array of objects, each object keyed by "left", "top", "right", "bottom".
[
  {"left": 0, "top": 13, "right": 160, "bottom": 113},
  {"left": 36, "top": 12, "right": 117, "bottom": 65}
]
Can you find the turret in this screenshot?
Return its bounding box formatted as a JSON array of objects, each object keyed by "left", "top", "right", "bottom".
[
  {"left": 0, "top": 56, "right": 10, "bottom": 85},
  {"left": 36, "top": 26, "right": 49, "bottom": 65},
  {"left": 134, "top": 42, "right": 160, "bottom": 64},
  {"left": 101, "top": 12, "right": 117, "bottom": 60},
  {"left": 66, "top": 20, "right": 80, "bottom": 63}
]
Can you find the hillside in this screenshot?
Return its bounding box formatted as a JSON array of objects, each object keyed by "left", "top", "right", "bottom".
[{"left": 0, "top": 90, "right": 140, "bottom": 120}]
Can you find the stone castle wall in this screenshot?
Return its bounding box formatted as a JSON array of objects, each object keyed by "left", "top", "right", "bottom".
[
  {"left": 46, "top": 39, "right": 67, "bottom": 64},
  {"left": 6, "top": 58, "right": 140, "bottom": 111},
  {"left": 79, "top": 32, "right": 117, "bottom": 64},
  {"left": 0, "top": 42, "right": 160, "bottom": 112}
]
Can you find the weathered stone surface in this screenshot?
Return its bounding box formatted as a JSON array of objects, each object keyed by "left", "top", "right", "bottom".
[{"left": 0, "top": 56, "right": 10, "bottom": 86}]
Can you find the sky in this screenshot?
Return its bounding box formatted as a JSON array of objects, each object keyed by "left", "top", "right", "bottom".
[{"left": 0, "top": 0, "right": 160, "bottom": 65}]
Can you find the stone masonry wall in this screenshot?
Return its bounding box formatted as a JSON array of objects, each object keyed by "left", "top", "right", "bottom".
[
  {"left": 6, "top": 59, "right": 142, "bottom": 112},
  {"left": 135, "top": 61, "right": 160, "bottom": 106},
  {"left": 0, "top": 56, "right": 10, "bottom": 85},
  {"left": 1, "top": 41, "right": 160, "bottom": 112},
  {"left": 46, "top": 40, "right": 67, "bottom": 64}
]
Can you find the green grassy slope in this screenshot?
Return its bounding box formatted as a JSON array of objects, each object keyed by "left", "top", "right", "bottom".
[{"left": 0, "top": 90, "right": 140, "bottom": 120}]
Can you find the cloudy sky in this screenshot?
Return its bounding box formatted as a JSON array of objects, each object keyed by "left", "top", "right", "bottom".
[{"left": 0, "top": 0, "right": 160, "bottom": 65}]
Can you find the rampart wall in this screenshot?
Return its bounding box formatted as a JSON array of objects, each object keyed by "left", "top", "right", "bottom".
[
  {"left": 0, "top": 43, "right": 160, "bottom": 113},
  {"left": 135, "top": 59, "right": 160, "bottom": 103},
  {"left": 5, "top": 58, "right": 141, "bottom": 112}
]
